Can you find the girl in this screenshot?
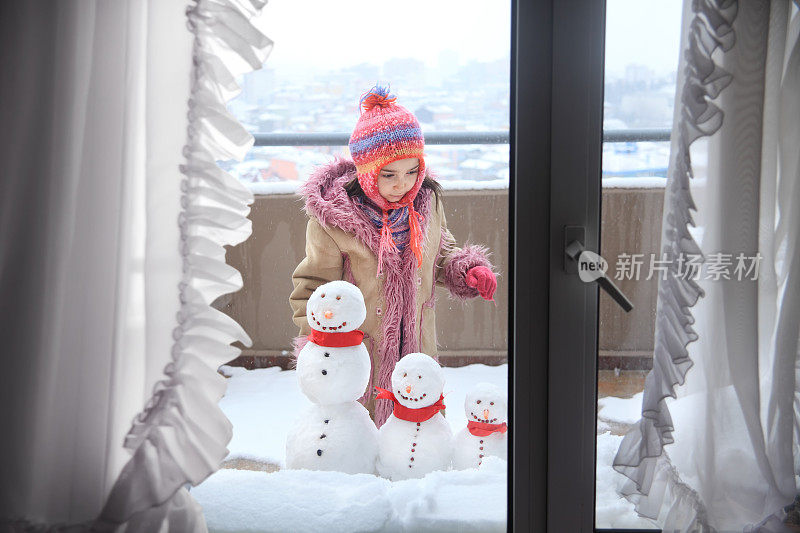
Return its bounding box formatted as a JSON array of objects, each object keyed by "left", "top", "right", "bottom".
[{"left": 290, "top": 86, "right": 497, "bottom": 426}]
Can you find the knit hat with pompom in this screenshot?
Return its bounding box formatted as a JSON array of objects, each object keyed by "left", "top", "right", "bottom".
[{"left": 348, "top": 86, "right": 427, "bottom": 273}]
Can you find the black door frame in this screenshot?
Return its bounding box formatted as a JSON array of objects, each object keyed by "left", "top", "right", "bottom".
[{"left": 511, "top": 0, "right": 606, "bottom": 531}]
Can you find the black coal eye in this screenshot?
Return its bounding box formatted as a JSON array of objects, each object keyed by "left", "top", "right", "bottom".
[
  {"left": 321, "top": 370, "right": 327, "bottom": 375},
  {"left": 317, "top": 449, "right": 323, "bottom": 456},
  {"left": 324, "top": 352, "right": 330, "bottom": 357},
  {"left": 490, "top": 401, "right": 494, "bottom": 405},
  {"left": 476, "top": 400, "right": 482, "bottom": 404}
]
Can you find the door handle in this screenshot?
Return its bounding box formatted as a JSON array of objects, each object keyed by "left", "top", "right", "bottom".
[{"left": 564, "top": 229, "right": 634, "bottom": 313}]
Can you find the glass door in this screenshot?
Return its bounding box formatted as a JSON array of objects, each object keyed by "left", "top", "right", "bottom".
[
  {"left": 526, "top": 0, "right": 682, "bottom": 531},
  {"left": 191, "top": 1, "right": 514, "bottom": 531},
  {"left": 595, "top": 1, "right": 682, "bottom": 530}
]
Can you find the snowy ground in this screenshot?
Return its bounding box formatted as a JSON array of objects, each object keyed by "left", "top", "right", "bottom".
[
  {"left": 191, "top": 364, "right": 656, "bottom": 532},
  {"left": 596, "top": 390, "right": 655, "bottom": 529}
]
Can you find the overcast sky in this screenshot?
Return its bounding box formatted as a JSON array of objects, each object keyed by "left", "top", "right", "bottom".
[{"left": 255, "top": 0, "right": 683, "bottom": 78}]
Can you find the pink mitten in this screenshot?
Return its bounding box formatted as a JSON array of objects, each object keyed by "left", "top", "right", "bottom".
[{"left": 465, "top": 266, "right": 497, "bottom": 301}]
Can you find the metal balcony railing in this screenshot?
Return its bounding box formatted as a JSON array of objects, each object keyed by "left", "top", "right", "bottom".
[
  {"left": 253, "top": 128, "right": 671, "bottom": 147},
  {"left": 602, "top": 128, "right": 671, "bottom": 143}
]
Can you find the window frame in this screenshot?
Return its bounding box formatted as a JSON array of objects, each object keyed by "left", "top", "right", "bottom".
[
  {"left": 509, "top": 0, "right": 552, "bottom": 530},
  {"left": 511, "top": 0, "right": 608, "bottom": 530}
]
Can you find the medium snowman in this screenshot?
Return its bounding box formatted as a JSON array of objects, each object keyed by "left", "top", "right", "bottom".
[
  {"left": 452, "top": 382, "right": 508, "bottom": 469},
  {"left": 375, "top": 353, "right": 453, "bottom": 481},
  {"left": 285, "top": 280, "right": 378, "bottom": 474}
]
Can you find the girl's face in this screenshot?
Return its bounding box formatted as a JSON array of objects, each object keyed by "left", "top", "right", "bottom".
[{"left": 377, "top": 157, "right": 420, "bottom": 203}]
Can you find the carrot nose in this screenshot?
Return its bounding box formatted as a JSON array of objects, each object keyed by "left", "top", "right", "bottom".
[
  {"left": 406, "top": 385, "right": 412, "bottom": 394},
  {"left": 324, "top": 310, "right": 334, "bottom": 319},
  {"left": 483, "top": 409, "right": 490, "bottom": 419}
]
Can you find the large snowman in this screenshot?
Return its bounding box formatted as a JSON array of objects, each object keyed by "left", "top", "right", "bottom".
[
  {"left": 285, "top": 280, "right": 378, "bottom": 474},
  {"left": 452, "top": 382, "right": 508, "bottom": 469},
  {"left": 375, "top": 353, "right": 453, "bottom": 480}
]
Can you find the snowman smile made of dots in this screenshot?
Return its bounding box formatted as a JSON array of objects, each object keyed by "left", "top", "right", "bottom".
[
  {"left": 469, "top": 398, "right": 499, "bottom": 423},
  {"left": 309, "top": 291, "right": 351, "bottom": 331},
  {"left": 397, "top": 373, "right": 428, "bottom": 403}
]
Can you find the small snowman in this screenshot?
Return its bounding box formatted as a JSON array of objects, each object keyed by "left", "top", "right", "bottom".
[
  {"left": 375, "top": 353, "right": 453, "bottom": 481},
  {"left": 285, "top": 280, "right": 378, "bottom": 474},
  {"left": 452, "top": 382, "right": 508, "bottom": 469}
]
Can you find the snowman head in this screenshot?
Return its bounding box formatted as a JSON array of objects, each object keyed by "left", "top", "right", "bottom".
[
  {"left": 465, "top": 382, "right": 507, "bottom": 424},
  {"left": 390, "top": 353, "right": 445, "bottom": 409},
  {"left": 307, "top": 280, "right": 366, "bottom": 333}
]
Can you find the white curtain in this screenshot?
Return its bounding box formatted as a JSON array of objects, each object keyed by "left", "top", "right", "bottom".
[
  {"left": 614, "top": 0, "right": 800, "bottom": 531},
  {"left": 0, "top": 1, "right": 270, "bottom": 530}
]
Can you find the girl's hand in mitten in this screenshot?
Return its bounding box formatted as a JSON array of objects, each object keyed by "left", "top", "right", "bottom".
[{"left": 465, "top": 266, "right": 497, "bottom": 301}]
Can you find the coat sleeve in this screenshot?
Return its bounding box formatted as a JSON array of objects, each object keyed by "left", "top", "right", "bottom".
[
  {"left": 289, "top": 217, "right": 344, "bottom": 339},
  {"left": 434, "top": 198, "right": 495, "bottom": 300}
]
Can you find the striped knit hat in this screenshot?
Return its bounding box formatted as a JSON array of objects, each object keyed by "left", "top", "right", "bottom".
[{"left": 348, "top": 86, "right": 426, "bottom": 272}]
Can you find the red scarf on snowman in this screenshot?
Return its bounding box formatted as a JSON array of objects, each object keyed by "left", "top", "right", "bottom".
[
  {"left": 374, "top": 387, "right": 445, "bottom": 423},
  {"left": 467, "top": 420, "right": 508, "bottom": 437},
  {"left": 307, "top": 328, "right": 364, "bottom": 347}
]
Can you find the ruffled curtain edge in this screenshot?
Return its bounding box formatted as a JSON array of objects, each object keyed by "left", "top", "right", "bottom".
[
  {"left": 93, "top": 0, "right": 272, "bottom": 530},
  {"left": 611, "top": 0, "right": 739, "bottom": 530}
]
